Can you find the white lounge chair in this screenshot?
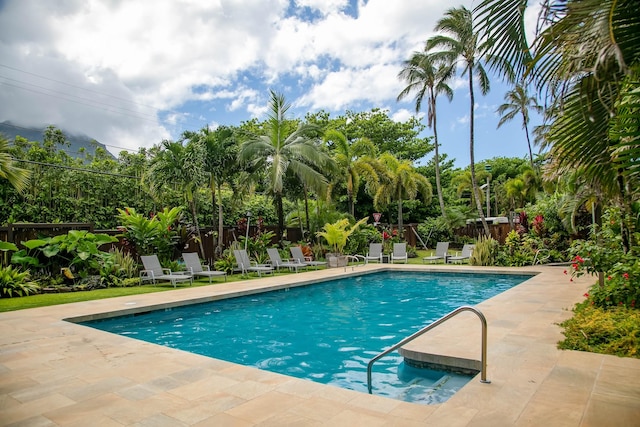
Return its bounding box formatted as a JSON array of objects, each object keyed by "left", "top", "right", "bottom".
[
  {"left": 267, "top": 248, "right": 306, "bottom": 272},
  {"left": 423, "top": 242, "right": 449, "bottom": 263},
  {"left": 139, "top": 255, "right": 193, "bottom": 287},
  {"left": 447, "top": 244, "right": 474, "bottom": 264},
  {"left": 182, "top": 252, "right": 226, "bottom": 283},
  {"left": 391, "top": 242, "right": 408, "bottom": 263},
  {"left": 290, "top": 246, "right": 326, "bottom": 269},
  {"left": 233, "top": 249, "right": 274, "bottom": 276},
  {"left": 364, "top": 243, "right": 383, "bottom": 264}
]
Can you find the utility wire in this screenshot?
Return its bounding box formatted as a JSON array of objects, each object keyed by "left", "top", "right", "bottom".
[{"left": 14, "top": 159, "right": 140, "bottom": 179}]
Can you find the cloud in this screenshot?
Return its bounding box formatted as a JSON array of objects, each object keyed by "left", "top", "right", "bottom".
[{"left": 2, "top": 0, "right": 515, "bottom": 164}]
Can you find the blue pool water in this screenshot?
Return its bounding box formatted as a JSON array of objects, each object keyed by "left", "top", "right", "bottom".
[{"left": 81, "top": 271, "right": 530, "bottom": 404}]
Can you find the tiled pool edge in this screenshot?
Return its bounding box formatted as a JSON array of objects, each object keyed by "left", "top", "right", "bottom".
[{"left": 2, "top": 265, "right": 639, "bottom": 426}]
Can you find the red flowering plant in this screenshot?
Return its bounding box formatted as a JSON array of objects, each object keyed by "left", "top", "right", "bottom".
[{"left": 569, "top": 208, "right": 639, "bottom": 308}]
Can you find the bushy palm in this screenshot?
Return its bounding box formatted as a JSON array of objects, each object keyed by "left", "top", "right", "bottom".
[
  {"left": 373, "top": 153, "right": 432, "bottom": 234},
  {"left": 324, "top": 129, "right": 381, "bottom": 217},
  {"left": 239, "top": 90, "right": 333, "bottom": 243},
  {"left": 0, "top": 135, "right": 30, "bottom": 193}
]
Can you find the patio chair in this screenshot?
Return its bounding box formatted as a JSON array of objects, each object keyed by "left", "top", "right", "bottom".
[
  {"left": 139, "top": 255, "right": 193, "bottom": 288},
  {"left": 447, "top": 244, "right": 474, "bottom": 264},
  {"left": 182, "top": 252, "right": 226, "bottom": 283},
  {"left": 290, "top": 246, "right": 327, "bottom": 269},
  {"left": 423, "top": 242, "right": 449, "bottom": 263},
  {"left": 364, "top": 243, "right": 383, "bottom": 264},
  {"left": 267, "top": 248, "right": 306, "bottom": 272},
  {"left": 390, "top": 242, "right": 408, "bottom": 263},
  {"left": 233, "top": 249, "right": 274, "bottom": 276}
]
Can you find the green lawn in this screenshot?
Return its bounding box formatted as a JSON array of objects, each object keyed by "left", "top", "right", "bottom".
[{"left": 0, "top": 249, "right": 449, "bottom": 313}]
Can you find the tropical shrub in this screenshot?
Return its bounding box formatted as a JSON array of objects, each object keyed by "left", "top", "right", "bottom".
[
  {"left": 558, "top": 302, "right": 640, "bottom": 358},
  {"left": 316, "top": 217, "right": 368, "bottom": 255},
  {"left": 497, "top": 230, "right": 535, "bottom": 266},
  {"left": 343, "top": 225, "right": 381, "bottom": 256},
  {"left": 470, "top": 235, "right": 500, "bottom": 266},
  {"left": 117, "top": 206, "right": 183, "bottom": 260},
  {"left": 417, "top": 217, "right": 454, "bottom": 248},
  {"left": 569, "top": 208, "right": 639, "bottom": 309},
  {"left": 214, "top": 249, "right": 237, "bottom": 275},
  {"left": 0, "top": 265, "right": 40, "bottom": 298}
]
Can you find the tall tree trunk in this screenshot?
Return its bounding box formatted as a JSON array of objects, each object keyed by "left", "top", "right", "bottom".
[
  {"left": 468, "top": 68, "right": 490, "bottom": 237},
  {"left": 522, "top": 111, "right": 534, "bottom": 168},
  {"left": 189, "top": 195, "right": 206, "bottom": 259},
  {"left": 397, "top": 190, "right": 404, "bottom": 237},
  {"left": 431, "top": 93, "right": 446, "bottom": 217},
  {"left": 347, "top": 173, "right": 354, "bottom": 217},
  {"left": 303, "top": 184, "right": 311, "bottom": 235},
  {"left": 275, "top": 192, "right": 284, "bottom": 245},
  {"left": 216, "top": 182, "right": 224, "bottom": 258}
]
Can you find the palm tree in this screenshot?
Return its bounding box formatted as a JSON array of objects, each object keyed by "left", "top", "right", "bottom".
[
  {"left": 427, "top": 6, "right": 498, "bottom": 236},
  {"left": 149, "top": 139, "right": 207, "bottom": 258},
  {"left": 197, "top": 126, "right": 239, "bottom": 257},
  {"left": 476, "top": 0, "right": 640, "bottom": 250},
  {"left": 397, "top": 51, "right": 454, "bottom": 218},
  {"left": 373, "top": 153, "right": 432, "bottom": 235},
  {"left": 0, "top": 135, "right": 30, "bottom": 193},
  {"left": 238, "top": 90, "right": 333, "bottom": 243},
  {"left": 324, "top": 129, "right": 381, "bottom": 217},
  {"left": 496, "top": 83, "right": 543, "bottom": 168}
]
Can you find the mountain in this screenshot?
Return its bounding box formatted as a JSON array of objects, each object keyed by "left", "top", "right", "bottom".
[{"left": 0, "top": 121, "right": 114, "bottom": 159}]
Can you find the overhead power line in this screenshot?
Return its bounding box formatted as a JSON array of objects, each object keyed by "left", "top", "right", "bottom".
[{"left": 14, "top": 159, "right": 140, "bottom": 179}]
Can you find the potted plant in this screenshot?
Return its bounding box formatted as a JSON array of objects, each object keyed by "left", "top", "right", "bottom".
[{"left": 316, "top": 217, "right": 368, "bottom": 267}]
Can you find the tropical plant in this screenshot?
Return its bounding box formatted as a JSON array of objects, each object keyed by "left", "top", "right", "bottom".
[
  {"left": 0, "top": 265, "right": 39, "bottom": 298},
  {"left": 469, "top": 235, "right": 499, "bottom": 266},
  {"left": 428, "top": 6, "right": 507, "bottom": 236},
  {"left": 373, "top": 153, "right": 432, "bottom": 235},
  {"left": 148, "top": 139, "right": 207, "bottom": 258},
  {"left": 324, "top": 129, "right": 381, "bottom": 217},
  {"left": 0, "top": 134, "right": 30, "bottom": 193},
  {"left": 117, "top": 207, "right": 183, "bottom": 260},
  {"left": 316, "top": 217, "right": 368, "bottom": 255},
  {"left": 496, "top": 83, "right": 543, "bottom": 168},
  {"left": 397, "top": 50, "right": 454, "bottom": 217},
  {"left": 196, "top": 125, "right": 240, "bottom": 256},
  {"left": 239, "top": 90, "right": 334, "bottom": 243}
]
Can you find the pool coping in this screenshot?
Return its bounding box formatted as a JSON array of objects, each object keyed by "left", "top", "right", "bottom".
[{"left": 1, "top": 264, "right": 639, "bottom": 426}]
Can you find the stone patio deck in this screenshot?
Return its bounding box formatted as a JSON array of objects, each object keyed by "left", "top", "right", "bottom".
[{"left": 1, "top": 265, "right": 639, "bottom": 426}]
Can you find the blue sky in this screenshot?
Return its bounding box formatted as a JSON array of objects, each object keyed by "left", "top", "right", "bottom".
[{"left": 0, "top": 0, "right": 543, "bottom": 168}]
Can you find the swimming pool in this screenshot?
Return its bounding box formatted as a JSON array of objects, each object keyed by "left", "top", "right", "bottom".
[{"left": 80, "top": 271, "right": 531, "bottom": 404}]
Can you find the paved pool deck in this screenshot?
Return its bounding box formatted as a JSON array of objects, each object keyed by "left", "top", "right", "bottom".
[{"left": 1, "top": 265, "right": 639, "bottom": 426}]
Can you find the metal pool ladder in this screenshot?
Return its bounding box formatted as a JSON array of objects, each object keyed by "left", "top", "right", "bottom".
[{"left": 366, "top": 306, "right": 491, "bottom": 394}]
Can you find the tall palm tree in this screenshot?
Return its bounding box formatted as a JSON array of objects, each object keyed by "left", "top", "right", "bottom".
[
  {"left": 324, "top": 129, "right": 381, "bottom": 217},
  {"left": 239, "top": 90, "right": 333, "bottom": 243},
  {"left": 496, "top": 83, "right": 543, "bottom": 168},
  {"left": 149, "top": 139, "right": 207, "bottom": 258},
  {"left": 197, "top": 125, "right": 238, "bottom": 257},
  {"left": 373, "top": 153, "right": 432, "bottom": 235},
  {"left": 397, "top": 51, "right": 454, "bottom": 218},
  {"left": 0, "top": 135, "right": 31, "bottom": 193},
  {"left": 427, "top": 6, "right": 499, "bottom": 236},
  {"left": 476, "top": 0, "right": 640, "bottom": 251}
]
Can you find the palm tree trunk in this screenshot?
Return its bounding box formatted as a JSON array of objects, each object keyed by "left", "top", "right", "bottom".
[
  {"left": 468, "top": 69, "right": 491, "bottom": 236},
  {"left": 397, "top": 191, "right": 404, "bottom": 237},
  {"left": 216, "top": 182, "right": 224, "bottom": 258},
  {"left": 522, "top": 111, "right": 534, "bottom": 168},
  {"left": 275, "top": 192, "right": 284, "bottom": 244},
  {"left": 431, "top": 94, "right": 446, "bottom": 217},
  {"left": 347, "top": 174, "right": 354, "bottom": 217},
  {"left": 303, "top": 184, "right": 311, "bottom": 234},
  {"left": 189, "top": 196, "right": 206, "bottom": 259}
]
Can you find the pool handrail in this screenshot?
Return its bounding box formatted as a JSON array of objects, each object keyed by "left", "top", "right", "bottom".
[{"left": 366, "top": 305, "right": 490, "bottom": 394}]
